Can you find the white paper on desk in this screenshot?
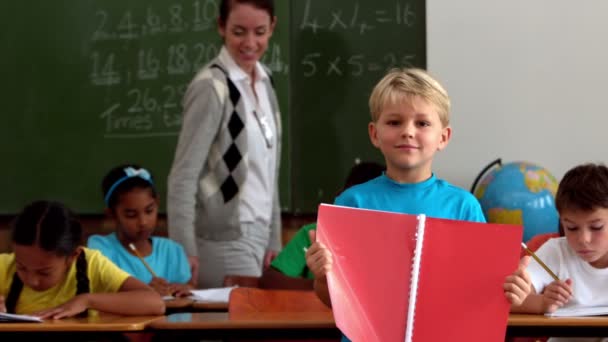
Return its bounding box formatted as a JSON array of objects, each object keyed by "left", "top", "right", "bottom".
[
  {"left": 189, "top": 286, "right": 236, "bottom": 303},
  {"left": 0, "top": 312, "right": 43, "bottom": 323},
  {"left": 546, "top": 306, "right": 608, "bottom": 317}
]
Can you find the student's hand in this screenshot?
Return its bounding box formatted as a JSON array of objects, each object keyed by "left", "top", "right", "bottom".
[
  {"left": 169, "top": 283, "right": 192, "bottom": 297},
  {"left": 263, "top": 249, "right": 279, "bottom": 269},
  {"left": 187, "top": 255, "right": 199, "bottom": 288},
  {"left": 503, "top": 256, "right": 532, "bottom": 306},
  {"left": 34, "top": 294, "right": 90, "bottom": 320},
  {"left": 149, "top": 277, "right": 171, "bottom": 296},
  {"left": 541, "top": 279, "right": 573, "bottom": 313},
  {"left": 0, "top": 295, "right": 5, "bottom": 313},
  {"left": 306, "top": 230, "right": 333, "bottom": 279}
]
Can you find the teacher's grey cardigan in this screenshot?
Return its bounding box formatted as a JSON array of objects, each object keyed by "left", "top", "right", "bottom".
[{"left": 167, "top": 57, "right": 282, "bottom": 257}]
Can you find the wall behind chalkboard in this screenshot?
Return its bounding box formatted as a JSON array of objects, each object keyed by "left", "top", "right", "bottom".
[{"left": 0, "top": 0, "right": 424, "bottom": 214}]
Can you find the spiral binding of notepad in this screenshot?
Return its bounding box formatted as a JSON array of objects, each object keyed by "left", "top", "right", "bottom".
[{"left": 404, "top": 214, "right": 426, "bottom": 342}]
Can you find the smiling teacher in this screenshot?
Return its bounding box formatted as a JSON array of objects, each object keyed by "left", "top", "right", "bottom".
[{"left": 167, "top": 0, "right": 282, "bottom": 288}]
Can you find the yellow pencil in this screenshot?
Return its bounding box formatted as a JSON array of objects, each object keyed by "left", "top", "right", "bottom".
[
  {"left": 521, "top": 242, "right": 559, "bottom": 281},
  {"left": 128, "top": 243, "right": 158, "bottom": 278}
]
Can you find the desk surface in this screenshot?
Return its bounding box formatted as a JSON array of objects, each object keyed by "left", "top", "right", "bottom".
[
  {"left": 0, "top": 313, "right": 161, "bottom": 332},
  {"left": 191, "top": 301, "right": 229, "bottom": 311},
  {"left": 150, "top": 311, "right": 336, "bottom": 330},
  {"left": 508, "top": 314, "right": 608, "bottom": 337},
  {"left": 164, "top": 297, "right": 193, "bottom": 309},
  {"left": 149, "top": 312, "right": 340, "bottom": 339},
  {"left": 509, "top": 314, "right": 608, "bottom": 326},
  {"left": 163, "top": 298, "right": 228, "bottom": 312}
]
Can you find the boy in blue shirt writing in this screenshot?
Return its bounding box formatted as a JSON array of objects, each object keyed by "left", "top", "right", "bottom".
[{"left": 305, "top": 68, "right": 486, "bottom": 342}]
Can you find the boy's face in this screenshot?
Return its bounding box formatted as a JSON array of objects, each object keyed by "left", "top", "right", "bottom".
[
  {"left": 562, "top": 207, "right": 608, "bottom": 268},
  {"left": 368, "top": 96, "right": 450, "bottom": 182},
  {"left": 110, "top": 188, "right": 158, "bottom": 245}
]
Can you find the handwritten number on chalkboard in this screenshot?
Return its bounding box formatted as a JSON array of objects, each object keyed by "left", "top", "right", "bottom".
[
  {"left": 162, "top": 86, "right": 177, "bottom": 109},
  {"left": 92, "top": 11, "right": 109, "bottom": 41},
  {"left": 91, "top": 52, "right": 120, "bottom": 86},
  {"left": 193, "top": 43, "right": 206, "bottom": 71},
  {"left": 169, "top": 5, "right": 185, "bottom": 31},
  {"left": 128, "top": 89, "right": 143, "bottom": 113},
  {"left": 167, "top": 44, "right": 190, "bottom": 75},
  {"left": 118, "top": 11, "right": 136, "bottom": 39},
  {"left": 146, "top": 7, "right": 161, "bottom": 29},
  {"left": 302, "top": 53, "right": 321, "bottom": 77},
  {"left": 143, "top": 89, "right": 159, "bottom": 112},
  {"left": 383, "top": 53, "right": 397, "bottom": 70},
  {"left": 137, "top": 49, "right": 160, "bottom": 80},
  {"left": 348, "top": 55, "right": 364, "bottom": 76},
  {"left": 193, "top": 0, "right": 217, "bottom": 31}
]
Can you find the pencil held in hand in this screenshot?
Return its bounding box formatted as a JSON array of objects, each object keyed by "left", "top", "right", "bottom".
[
  {"left": 521, "top": 242, "right": 559, "bottom": 281},
  {"left": 128, "top": 243, "right": 158, "bottom": 277}
]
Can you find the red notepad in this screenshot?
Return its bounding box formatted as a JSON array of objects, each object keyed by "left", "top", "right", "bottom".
[{"left": 316, "top": 204, "right": 523, "bottom": 342}]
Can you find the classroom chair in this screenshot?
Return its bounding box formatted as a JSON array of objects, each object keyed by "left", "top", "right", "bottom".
[
  {"left": 511, "top": 232, "right": 560, "bottom": 342},
  {"left": 228, "top": 287, "right": 338, "bottom": 342},
  {"left": 520, "top": 232, "right": 560, "bottom": 258},
  {"left": 223, "top": 274, "right": 261, "bottom": 288}
]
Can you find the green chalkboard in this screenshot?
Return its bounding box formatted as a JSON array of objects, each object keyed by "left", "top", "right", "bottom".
[
  {"left": 289, "top": 0, "right": 426, "bottom": 213},
  {"left": 0, "top": 0, "right": 424, "bottom": 215},
  {"left": 0, "top": 0, "right": 289, "bottom": 214}
]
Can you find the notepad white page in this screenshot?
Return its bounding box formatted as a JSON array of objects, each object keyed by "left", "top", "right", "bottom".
[
  {"left": 189, "top": 286, "right": 236, "bottom": 302},
  {"left": 546, "top": 306, "right": 608, "bottom": 317},
  {"left": 0, "top": 312, "right": 43, "bottom": 322},
  {"left": 404, "top": 214, "right": 426, "bottom": 342}
]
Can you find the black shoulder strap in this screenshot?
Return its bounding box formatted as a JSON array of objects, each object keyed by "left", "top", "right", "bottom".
[
  {"left": 75, "top": 251, "right": 89, "bottom": 295},
  {"left": 6, "top": 264, "right": 23, "bottom": 314}
]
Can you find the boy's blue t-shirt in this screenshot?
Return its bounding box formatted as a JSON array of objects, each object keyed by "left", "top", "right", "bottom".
[
  {"left": 335, "top": 173, "right": 486, "bottom": 223},
  {"left": 334, "top": 173, "right": 486, "bottom": 342},
  {"left": 87, "top": 232, "right": 191, "bottom": 285}
]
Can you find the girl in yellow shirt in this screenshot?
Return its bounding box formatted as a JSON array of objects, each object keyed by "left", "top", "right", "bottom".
[{"left": 0, "top": 200, "right": 164, "bottom": 319}]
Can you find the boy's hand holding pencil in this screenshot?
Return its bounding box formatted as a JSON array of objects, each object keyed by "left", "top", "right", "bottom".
[
  {"left": 518, "top": 242, "right": 573, "bottom": 313},
  {"left": 541, "top": 278, "right": 573, "bottom": 313}
]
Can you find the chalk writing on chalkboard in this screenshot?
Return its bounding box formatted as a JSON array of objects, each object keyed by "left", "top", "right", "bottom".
[{"left": 90, "top": 2, "right": 287, "bottom": 139}]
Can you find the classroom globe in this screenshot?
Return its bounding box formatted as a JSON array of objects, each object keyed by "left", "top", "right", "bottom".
[{"left": 473, "top": 160, "right": 559, "bottom": 242}]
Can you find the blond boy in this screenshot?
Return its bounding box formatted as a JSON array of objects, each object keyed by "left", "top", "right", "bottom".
[{"left": 305, "top": 68, "right": 487, "bottom": 342}]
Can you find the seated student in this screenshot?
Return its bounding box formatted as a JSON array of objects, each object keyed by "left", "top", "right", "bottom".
[
  {"left": 304, "top": 68, "right": 487, "bottom": 342},
  {"left": 0, "top": 200, "right": 164, "bottom": 318},
  {"left": 88, "top": 165, "right": 193, "bottom": 297},
  {"left": 260, "top": 162, "right": 385, "bottom": 290},
  {"left": 505, "top": 163, "right": 608, "bottom": 341}
]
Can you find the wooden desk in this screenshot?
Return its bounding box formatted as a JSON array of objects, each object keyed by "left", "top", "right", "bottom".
[
  {"left": 0, "top": 313, "right": 161, "bottom": 340},
  {"left": 0, "top": 313, "right": 160, "bottom": 332},
  {"left": 164, "top": 297, "right": 194, "bottom": 312},
  {"left": 163, "top": 298, "right": 228, "bottom": 312},
  {"left": 191, "top": 301, "right": 229, "bottom": 311},
  {"left": 508, "top": 314, "right": 608, "bottom": 337},
  {"left": 149, "top": 311, "right": 340, "bottom": 339}
]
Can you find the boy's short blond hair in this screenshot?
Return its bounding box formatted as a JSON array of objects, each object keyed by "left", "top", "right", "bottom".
[{"left": 368, "top": 68, "right": 450, "bottom": 126}]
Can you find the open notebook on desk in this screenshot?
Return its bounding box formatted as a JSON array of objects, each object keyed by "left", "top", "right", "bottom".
[
  {"left": 163, "top": 286, "right": 237, "bottom": 303},
  {"left": 547, "top": 306, "right": 608, "bottom": 317},
  {"left": 0, "top": 312, "right": 43, "bottom": 323},
  {"left": 189, "top": 286, "right": 236, "bottom": 303}
]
